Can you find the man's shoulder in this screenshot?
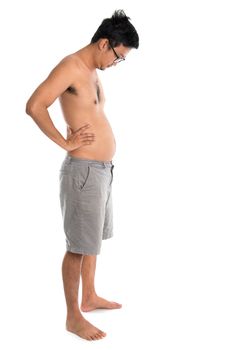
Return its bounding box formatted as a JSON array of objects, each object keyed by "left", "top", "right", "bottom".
[
  {"left": 50, "top": 51, "right": 88, "bottom": 81},
  {"left": 57, "top": 54, "right": 80, "bottom": 70}
]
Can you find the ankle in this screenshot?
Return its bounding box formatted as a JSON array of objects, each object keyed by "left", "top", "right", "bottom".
[
  {"left": 82, "top": 290, "right": 97, "bottom": 302},
  {"left": 67, "top": 307, "right": 82, "bottom": 319}
]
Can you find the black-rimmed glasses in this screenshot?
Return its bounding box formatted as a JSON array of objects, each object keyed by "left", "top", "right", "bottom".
[{"left": 109, "top": 42, "right": 125, "bottom": 64}]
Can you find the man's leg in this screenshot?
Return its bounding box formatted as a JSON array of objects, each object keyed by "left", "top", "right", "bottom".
[
  {"left": 80, "top": 255, "right": 122, "bottom": 312},
  {"left": 62, "top": 251, "right": 106, "bottom": 340}
]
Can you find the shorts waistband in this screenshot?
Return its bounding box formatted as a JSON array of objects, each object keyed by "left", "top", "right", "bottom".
[{"left": 65, "top": 155, "right": 113, "bottom": 168}]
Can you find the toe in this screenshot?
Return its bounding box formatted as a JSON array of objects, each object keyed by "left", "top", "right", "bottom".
[
  {"left": 99, "top": 330, "right": 106, "bottom": 338},
  {"left": 110, "top": 302, "right": 122, "bottom": 309},
  {"left": 94, "top": 333, "right": 102, "bottom": 340}
]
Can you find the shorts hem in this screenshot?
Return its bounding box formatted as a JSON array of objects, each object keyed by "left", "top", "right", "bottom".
[
  {"left": 102, "top": 234, "right": 113, "bottom": 240},
  {"left": 66, "top": 246, "right": 100, "bottom": 256}
]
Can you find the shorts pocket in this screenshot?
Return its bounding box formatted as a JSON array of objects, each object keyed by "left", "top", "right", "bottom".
[
  {"left": 77, "top": 165, "right": 92, "bottom": 191},
  {"left": 110, "top": 165, "right": 114, "bottom": 186}
]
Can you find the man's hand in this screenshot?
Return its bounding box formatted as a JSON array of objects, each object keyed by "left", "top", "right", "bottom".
[{"left": 65, "top": 124, "right": 95, "bottom": 151}]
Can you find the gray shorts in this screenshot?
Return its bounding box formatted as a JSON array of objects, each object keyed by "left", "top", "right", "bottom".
[{"left": 59, "top": 155, "right": 114, "bottom": 255}]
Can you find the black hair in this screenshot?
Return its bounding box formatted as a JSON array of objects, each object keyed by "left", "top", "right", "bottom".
[{"left": 91, "top": 10, "right": 139, "bottom": 49}]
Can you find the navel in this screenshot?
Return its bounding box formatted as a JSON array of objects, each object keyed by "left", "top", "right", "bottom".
[{"left": 96, "top": 83, "right": 101, "bottom": 102}]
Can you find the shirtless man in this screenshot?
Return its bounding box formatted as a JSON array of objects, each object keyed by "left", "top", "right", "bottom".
[{"left": 26, "top": 10, "right": 139, "bottom": 341}]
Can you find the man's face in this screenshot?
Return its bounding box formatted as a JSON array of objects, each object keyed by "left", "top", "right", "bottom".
[{"left": 98, "top": 40, "right": 132, "bottom": 70}]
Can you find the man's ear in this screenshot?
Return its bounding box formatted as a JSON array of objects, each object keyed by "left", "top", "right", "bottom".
[{"left": 98, "top": 38, "right": 109, "bottom": 52}]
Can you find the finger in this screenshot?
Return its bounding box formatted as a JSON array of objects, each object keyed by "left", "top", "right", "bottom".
[
  {"left": 77, "top": 136, "right": 95, "bottom": 143},
  {"left": 79, "top": 135, "right": 95, "bottom": 140},
  {"left": 82, "top": 140, "right": 94, "bottom": 145},
  {"left": 81, "top": 139, "right": 95, "bottom": 143},
  {"left": 76, "top": 124, "right": 91, "bottom": 133},
  {"left": 80, "top": 133, "right": 95, "bottom": 136},
  {"left": 66, "top": 126, "right": 73, "bottom": 137},
  {"left": 79, "top": 133, "right": 95, "bottom": 137}
]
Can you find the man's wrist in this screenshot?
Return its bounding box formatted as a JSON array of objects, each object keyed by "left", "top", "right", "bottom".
[{"left": 60, "top": 139, "right": 69, "bottom": 151}]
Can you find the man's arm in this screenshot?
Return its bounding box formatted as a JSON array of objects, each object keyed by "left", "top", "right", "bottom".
[{"left": 26, "top": 57, "right": 93, "bottom": 151}]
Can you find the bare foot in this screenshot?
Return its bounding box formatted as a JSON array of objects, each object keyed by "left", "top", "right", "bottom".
[
  {"left": 81, "top": 295, "right": 122, "bottom": 312},
  {"left": 66, "top": 314, "right": 106, "bottom": 341}
]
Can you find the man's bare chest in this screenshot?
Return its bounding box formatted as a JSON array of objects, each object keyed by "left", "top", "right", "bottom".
[{"left": 65, "top": 75, "right": 105, "bottom": 104}]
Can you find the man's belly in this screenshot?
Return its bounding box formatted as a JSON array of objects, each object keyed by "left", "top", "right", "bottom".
[{"left": 67, "top": 114, "right": 116, "bottom": 162}]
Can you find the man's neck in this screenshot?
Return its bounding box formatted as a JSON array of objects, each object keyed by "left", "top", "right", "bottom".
[{"left": 75, "top": 44, "right": 97, "bottom": 71}]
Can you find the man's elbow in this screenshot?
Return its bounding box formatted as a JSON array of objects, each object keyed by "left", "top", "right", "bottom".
[
  {"left": 25, "top": 98, "right": 36, "bottom": 117},
  {"left": 25, "top": 99, "right": 44, "bottom": 118}
]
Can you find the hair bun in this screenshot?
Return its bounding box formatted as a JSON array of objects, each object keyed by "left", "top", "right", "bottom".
[{"left": 111, "top": 9, "right": 130, "bottom": 24}]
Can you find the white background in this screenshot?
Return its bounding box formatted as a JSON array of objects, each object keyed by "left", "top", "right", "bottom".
[{"left": 0, "top": 0, "right": 234, "bottom": 349}]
